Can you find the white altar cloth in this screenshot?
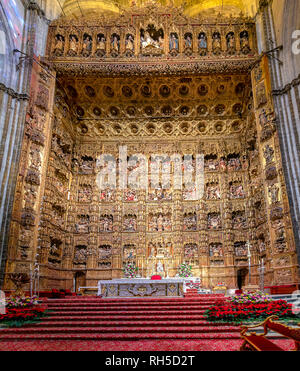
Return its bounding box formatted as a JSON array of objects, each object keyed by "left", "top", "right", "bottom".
[{"left": 97, "top": 278, "right": 185, "bottom": 297}]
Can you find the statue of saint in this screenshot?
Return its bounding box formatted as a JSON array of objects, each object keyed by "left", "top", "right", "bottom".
[
  {"left": 169, "top": 33, "right": 178, "bottom": 50},
  {"left": 68, "top": 35, "right": 78, "bottom": 55},
  {"left": 157, "top": 261, "right": 164, "bottom": 273},
  {"left": 126, "top": 35, "right": 134, "bottom": 51}
]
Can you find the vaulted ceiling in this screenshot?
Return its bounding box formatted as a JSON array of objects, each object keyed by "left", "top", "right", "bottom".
[{"left": 58, "top": 0, "right": 258, "bottom": 18}]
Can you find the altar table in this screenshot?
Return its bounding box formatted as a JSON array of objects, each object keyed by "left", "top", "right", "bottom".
[{"left": 97, "top": 278, "right": 185, "bottom": 298}]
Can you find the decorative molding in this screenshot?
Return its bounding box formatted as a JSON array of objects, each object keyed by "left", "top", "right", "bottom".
[{"left": 51, "top": 58, "right": 258, "bottom": 77}]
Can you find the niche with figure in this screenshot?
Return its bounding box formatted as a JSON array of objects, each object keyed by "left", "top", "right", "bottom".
[
  {"left": 209, "top": 243, "right": 223, "bottom": 257},
  {"left": 82, "top": 33, "right": 92, "bottom": 57},
  {"left": 125, "top": 33, "right": 135, "bottom": 56},
  {"left": 183, "top": 212, "right": 197, "bottom": 231},
  {"left": 205, "top": 154, "right": 219, "bottom": 171},
  {"left": 206, "top": 181, "right": 221, "bottom": 200},
  {"left": 96, "top": 33, "right": 106, "bottom": 56},
  {"left": 78, "top": 184, "right": 92, "bottom": 202},
  {"left": 140, "top": 25, "right": 164, "bottom": 56},
  {"left": 149, "top": 212, "right": 172, "bottom": 232},
  {"left": 53, "top": 34, "right": 65, "bottom": 56},
  {"left": 207, "top": 212, "right": 221, "bottom": 230},
  {"left": 99, "top": 214, "right": 113, "bottom": 232},
  {"left": 198, "top": 32, "right": 207, "bottom": 55},
  {"left": 75, "top": 214, "right": 89, "bottom": 233},
  {"left": 123, "top": 214, "right": 137, "bottom": 232},
  {"left": 73, "top": 245, "right": 88, "bottom": 267},
  {"left": 48, "top": 238, "right": 62, "bottom": 267},
  {"left": 234, "top": 241, "right": 247, "bottom": 257},
  {"left": 184, "top": 243, "right": 198, "bottom": 261},
  {"left": 229, "top": 181, "right": 245, "bottom": 199},
  {"left": 232, "top": 211, "right": 247, "bottom": 229},
  {"left": 98, "top": 245, "right": 112, "bottom": 269},
  {"left": 184, "top": 32, "right": 193, "bottom": 55},
  {"left": 123, "top": 244, "right": 136, "bottom": 261},
  {"left": 68, "top": 34, "right": 78, "bottom": 56},
  {"left": 226, "top": 32, "right": 235, "bottom": 55},
  {"left": 227, "top": 154, "right": 241, "bottom": 171}
]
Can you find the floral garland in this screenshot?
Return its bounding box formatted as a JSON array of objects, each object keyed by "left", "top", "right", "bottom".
[
  {"left": 123, "top": 261, "right": 138, "bottom": 278},
  {"left": 178, "top": 262, "right": 192, "bottom": 278}
]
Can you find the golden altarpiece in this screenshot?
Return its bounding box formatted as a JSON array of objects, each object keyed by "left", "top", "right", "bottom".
[{"left": 3, "top": 3, "right": 299, "bottom": 291}]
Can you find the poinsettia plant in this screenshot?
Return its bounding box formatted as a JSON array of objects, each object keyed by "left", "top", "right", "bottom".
[
  {"left": 0, "top": 295, "right": 48, "bottom": 328},
  {"left": 205, "top": 291, "right": 298, "bottom": 323},
  {"left": 123, "top": 261, "right": 138, "bottom": 278},
  {"left": 178, "top": 262, "right": 192, "bottom": 278}
]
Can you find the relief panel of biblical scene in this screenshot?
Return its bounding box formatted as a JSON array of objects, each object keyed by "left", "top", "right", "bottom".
[
  {"left": 209, "top": 243, "right": 223, "bottom": 257},
  {"left": 123, "top": 214, "right": 137, "bottom": 232},
  {"left": 99, "top": 214, "right": 113, "bottom": 232},
  {"left": 148, "top": 212, "right": 172, "bottom": 232},
  {"left": 234, "top": 241, "right": 247, "bottom": 257},
  {"left": 123, "top": 244, "right": 136, "bottom": 261},
  {"left": 208, "top": 212, "right": 221, "bottom": 230},
  {"left": 229, "top": 182, "right": 246, "bottom": 199},
  {"left": 183, "top": 212, "right": 197, "bottom": 231}
]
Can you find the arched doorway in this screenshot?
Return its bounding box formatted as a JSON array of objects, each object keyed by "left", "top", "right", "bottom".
[
  {"left": 237, "top": 268, "right": 248, "bottom": 290},
  {"left": 74, "top": 271, "right": 86, "bottom": 293}
]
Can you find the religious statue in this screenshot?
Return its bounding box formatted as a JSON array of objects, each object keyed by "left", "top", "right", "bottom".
[
  {"left": 111, "top": 35, "right": 120, "bottom": 56},
  {"left": 208, "top": 213, "right": 221, "bottom": 230},
  {"left": 96, "top": 34, "right": 106, "bottom": 56},
  {"left": 157, "top": 261, "right": 164, "bottom": 275},
  {"left": 68, "top": 35, "right": 78, "bottom": 56},
  {"left": 268, "top": 185, "right": 280, "bottom": 204},
  {"left": 169, "top": 33, "right": 179, "bottom": 55},
  {"left": 123, "top": 215, "right": 137, "bottom": 232},
  {"left": 212, "top": 33, "right": 221, "bottom": 55},
  {"left": 184, "top": 35, "right": 191, "bottom": 48},
  {"left": 125, "top": 34, "right": 134, "bottom": 56},
  {"left": 206, "top": 183, "right": 221, "bottom": 200},
  {"left": 240, "top": 31, "right": 251, "bottom": 54},
  {"left": 198, "top": 33, "right": 207, "bottom": 55},
  {"left": 82, "top": 34, "right": 92, "bottom": 57},
  {"left": 99, "top": 215, "right": 113, "bottom": 232},
  {"left": 263, "top": 145, "right": 275, "bottom": 164},
  {"left": 53, "top": 34, "right": 64, "bottom": 56},
  {"left": 226, "top": 32, "right": 235, "bottom": 55},
  {"left": 140, "top": 27, "right": 164, "bottom": 56}
]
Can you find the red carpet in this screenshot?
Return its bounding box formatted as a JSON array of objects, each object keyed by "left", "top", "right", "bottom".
[{"left": 0, "top": 293, "right": 294, "bottom": 351}]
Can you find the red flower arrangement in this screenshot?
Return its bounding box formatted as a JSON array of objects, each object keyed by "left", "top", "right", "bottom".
[
  {"left": 0, "top": 299, "right": 48, "bottom": 327},
  {"left": 206, "top": 300, "right": 296, "bottom": 322}
]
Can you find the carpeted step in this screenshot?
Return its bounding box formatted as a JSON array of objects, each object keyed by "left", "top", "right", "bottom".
[
  {"left": 45, "top": 301, "right": 217, "bottom": 307},
  {"left": 44, "top": 314, "right": 208, "bottom": 321},
  {"left": 47, "top": 310, "right": 209, "bottom": 316},
  {"left": 22, "top": 320, "right": 232, "bottom": 327},
  {"left": 0, "top": 325, "right": 241, "bottom": 335},
  {"left": 0, "top": 332, "right": 242, "bottom": 341},
  {"left": 48, "top": 305, "right": 211, "bottom": 312},
  {"left": 44, "top": 297, "right": 223, "bottom": 304}
]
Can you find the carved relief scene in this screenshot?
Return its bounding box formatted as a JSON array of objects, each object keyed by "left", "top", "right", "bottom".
[{"left": 4, "top": 2, "right": 298, "bottom": 293}]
